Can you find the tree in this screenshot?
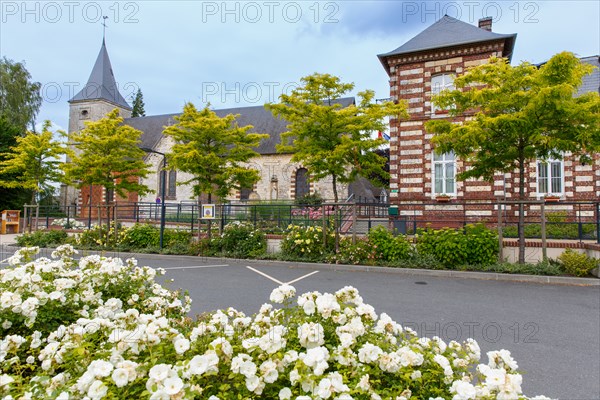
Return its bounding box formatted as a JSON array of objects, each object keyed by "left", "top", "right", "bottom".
[
  {"left": 163, "top": 103, "right": 268, "bottom": 206},
  {"left": 426, "top": 52, "right": 600, "bottom": 264},
  {"left": 0, "top": 117, "right": 31, "bottom": 210},
  {"left": 0, "top": 121, "right": 67, "bottom": 205},
  {"left": 131, "top": 88, "right": 146, "bottom": 117},
  {"left": 0, "top": 57, "right": 42, "bottom": 132},
  {"left": 63, "top": 109, "right": 151, "bottom": 208},
  {"left": 266, "top": 73, "right": 407, "bottom": 202}
]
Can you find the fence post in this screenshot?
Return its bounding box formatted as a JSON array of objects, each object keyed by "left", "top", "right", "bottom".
[
  {"left": 322, "top": 204, "right": 327, "bottom": 248},
  {"left": 46, "top": 207, "right": 50, "bottom": 229},
  {"left": 577, "top": 203, "right": 583, "bottom": 242},
  {"left": 191, "top": 205, "right": 195, "bottom": 235},
  {"left": 352, "top": 203, "right": 357, "bottom": 244},
  {"left": 541, "top": 201, "right": 547, "bottom": 262},
  {"left": 497, "top": 200, "right": 503, "bottom": 263},
  {"left": 596, "top": 202, "right": 600, "bottom": 244}
]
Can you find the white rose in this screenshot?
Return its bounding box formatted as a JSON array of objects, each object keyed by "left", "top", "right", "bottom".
[{"left": 112, "top": 368, "right": 129, "bottom": 388}]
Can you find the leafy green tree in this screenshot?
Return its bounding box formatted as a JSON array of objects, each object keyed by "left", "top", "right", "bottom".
[
  {"left": 266, "top": 73, "right": 407, "bottom": 202},
  {"left": 0, "top": 57, "right": 42, "bottom": 132},
  {"left": 0, "top": 117, "right": 30, "bottom": 209},
  {"left": 163, "top": 103, "right": 268, "bottom": 205},
  {"left": 0, "top": 121, "right": 67, "bottom": 204},
  {"left": 131, "top": 88, "right": 146, "bottom": 117},
  {"left": 63, "top": 109, "right": 151, "bottom": 206},
  {"left": 426, "top": 52, "right": 600, "bottom": 263}
]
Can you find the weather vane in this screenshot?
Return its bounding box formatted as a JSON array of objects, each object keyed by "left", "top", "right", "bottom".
[{"left": 102, "top": 16, "right": 108, "bottom": 40}]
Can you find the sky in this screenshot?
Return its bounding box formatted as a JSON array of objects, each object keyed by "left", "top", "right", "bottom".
[{"left": 1, "top": 0, "right": 599, "bottom": 133}]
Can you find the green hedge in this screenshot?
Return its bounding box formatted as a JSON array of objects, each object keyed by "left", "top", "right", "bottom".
[{"left": 416, "top": 224, "right": 498, "bottom": 267}]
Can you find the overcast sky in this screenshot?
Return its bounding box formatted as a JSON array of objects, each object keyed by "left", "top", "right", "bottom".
[{"left": 1, "top": 1, "right": 598, "bottom": 133}]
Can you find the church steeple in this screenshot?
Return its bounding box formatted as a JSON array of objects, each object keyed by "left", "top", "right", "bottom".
[{"left": 69, "top": 39, "right": 132, "bottom": 110}]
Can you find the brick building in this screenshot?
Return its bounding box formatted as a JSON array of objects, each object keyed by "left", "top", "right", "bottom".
[{"left": 378, "top": 16, "right": 599, "bottom": 226}]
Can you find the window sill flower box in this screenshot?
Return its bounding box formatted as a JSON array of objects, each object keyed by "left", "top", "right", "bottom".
[
  {"left": 435, "top": 195, "right": 452, "bottom": 203},
  {"left": 544, "top": 195, "right": 561, "bottom": 203}
]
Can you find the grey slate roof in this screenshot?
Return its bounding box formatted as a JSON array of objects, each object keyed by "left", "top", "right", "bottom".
[
  {"left": 125, "top": 97, "right": 356, "bottom": 155},
  {"left": 577, "top": 55, "right": 600, "bottom": 96},
  {"left": 69, "top": 39, "right": 132, "bottom": 110},
  {"left": 378, "top": 15, "right": 517, "bottom": 73}
]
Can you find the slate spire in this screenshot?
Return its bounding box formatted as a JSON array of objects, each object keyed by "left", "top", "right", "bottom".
[{"left": 69, "top": 39, "right": 132, "bottom": 110}]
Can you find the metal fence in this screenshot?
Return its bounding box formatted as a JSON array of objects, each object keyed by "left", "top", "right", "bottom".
[
  {"left": 16, "top": 200, "right": 600, "bottom": 243},
  {"left": 389, "top": 200, "right": 599, "bottom": 242}
]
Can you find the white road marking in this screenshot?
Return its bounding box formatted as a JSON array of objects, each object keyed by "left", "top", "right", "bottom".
[
  {"left": 246, "top": 266, "right": 284, "bottom": 285},
  {"left": 246, "top": 266, "right": 319, "bottom": 285},
  {"left": 286, "top": 270, "right": 319, "bottom": 285},
  {"left": 163, "top": 264, "right": 228, "bottom": 270}
]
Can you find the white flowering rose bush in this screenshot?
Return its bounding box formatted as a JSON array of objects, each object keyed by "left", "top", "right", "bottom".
[{"left": 0, "top": 247, "right": 550, "bottom": 399}]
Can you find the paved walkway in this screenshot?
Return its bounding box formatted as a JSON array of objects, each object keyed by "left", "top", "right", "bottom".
[{"left": 0, "top": 234, "right": 18, "bottom": 245}]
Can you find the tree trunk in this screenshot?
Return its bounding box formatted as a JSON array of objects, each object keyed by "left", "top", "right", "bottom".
[
  {"left": 207, "top": 192, "right": 212, "bottom": 239},
  {"left": 518, "top": 159, "right": 526, "bottom": 264},
  {"left": 332, "top": 174, "right": 339, "bottom": 253},
  {"left": 332, "top": 174, "right": 338, "bottom": 203}
]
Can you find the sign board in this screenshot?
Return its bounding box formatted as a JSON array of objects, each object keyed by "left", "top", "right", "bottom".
[{"left": 201, "top": 204, "right": 215, "bottom": 219}]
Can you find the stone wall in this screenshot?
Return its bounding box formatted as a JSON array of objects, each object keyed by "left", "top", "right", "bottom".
[{"left": 138, "top": 137, "right": 348, "bottom": 203}]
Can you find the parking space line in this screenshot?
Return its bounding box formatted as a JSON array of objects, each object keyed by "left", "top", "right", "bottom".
[
  {"left": 163, "top": 264, "right": 228, "bottom": 270},
  {"left": 286, "top": 270, "right": 319, "bottom": 285},
  {"left": 246, "top": 266, "right": 284, "bottom": 285}
]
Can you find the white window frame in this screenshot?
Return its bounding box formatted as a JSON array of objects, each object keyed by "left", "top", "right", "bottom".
[
  {"left": 431, "top": 73, "right": 455, "bottom": 114},
  {"left": 536, "top": 157, "right": 564, "bottom": 197},
  {"left": 432, "top": 151, "right": 457, "bottom": 196}
]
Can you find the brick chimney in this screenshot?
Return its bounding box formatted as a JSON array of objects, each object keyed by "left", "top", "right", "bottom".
[{"left": 478, "top": 17, "right": 493, "bottom": 31}]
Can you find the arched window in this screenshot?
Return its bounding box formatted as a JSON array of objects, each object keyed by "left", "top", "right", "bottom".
[
  {"left": 159, "top": 169, "right": 177, "bottom": 199},
  {"left": 167, "top": 170, "right": 177, "bottom": 198},
  {"left": 240, "top": 186, "right": 252, "bottom": 200},
  {"left": 295, "top": 168, "right": 310, "bottom": 199}
]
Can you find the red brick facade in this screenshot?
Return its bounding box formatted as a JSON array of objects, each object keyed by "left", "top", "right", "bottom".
[{"left": 379, "top": 17, "right": 599, "bottom": 225}]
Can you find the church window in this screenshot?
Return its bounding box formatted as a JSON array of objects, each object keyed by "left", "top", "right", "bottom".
[{"left": 294, "top": 168, "right": 310, "bottom": 199}]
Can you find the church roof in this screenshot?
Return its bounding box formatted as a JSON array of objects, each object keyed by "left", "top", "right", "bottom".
[
  {"left": 378, "top": 15, "right": 517, "bottom": 73},
  {"left": 69, "top": 39, "right": 132, "bottom": 110},
  {"left": 125, "top": 97, "right": 356, "bottom": 155}
]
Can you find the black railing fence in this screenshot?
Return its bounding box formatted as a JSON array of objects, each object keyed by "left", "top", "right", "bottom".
[{"left": 15, "top": 200, "right": 600, "bottom": 243}]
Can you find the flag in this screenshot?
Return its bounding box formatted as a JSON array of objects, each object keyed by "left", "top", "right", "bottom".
[{"left": 382, "top": 132, "right": 390, "bottom": 141}]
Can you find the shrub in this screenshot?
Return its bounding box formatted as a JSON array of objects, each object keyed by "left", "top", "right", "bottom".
[
  {"left": 0, "top": 248, "right": 548, "bottom": 400},
  {"left": 294, "top": 192, "right": 323, "bottom": 206},
  {"left": 120, "top": 223, "right": 159, "bottom": 249},
  {"left": 280, "top": 224, "right": 334, "bottom": 260},
  {"left": 416, "top": 224, "right": 498, "bottom": 267},
  {"left": 558, "top": 248, "right": 599, "bottom": 277},
  {"left": 473, "top": 260, "right": 564, "bottom": 276},
  {"left": 327, "top": 237, "right": 377, "bottom": 265},
  {"left": 219, "top": 221, "right": 266, "bottom": 258},
  {"left": 367, "top": 225, "right": 413, "bottom": 262},
  {"left": 50, "top": 218, "right": 86, "bottom": 229},
  {"left": 74, "top": 222, "right": 125, "bottom": 248},
  {"left": 0, "top": 246, "right": 189, "bottom": 338},
  {"left": 15, "top": 230, "right": 68, "bottom": 248}
]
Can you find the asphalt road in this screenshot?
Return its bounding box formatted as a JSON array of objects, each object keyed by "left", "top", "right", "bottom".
[{"left": 2, "top": 246, "right": 599, "bottom": 399}]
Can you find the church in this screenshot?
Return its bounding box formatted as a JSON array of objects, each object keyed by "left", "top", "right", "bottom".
[
  {"left": 65, "top": 15, "right": 599, "bottom": 217},
  {"left": 66, "top": 40, "right": 378, "bottom": 209}
]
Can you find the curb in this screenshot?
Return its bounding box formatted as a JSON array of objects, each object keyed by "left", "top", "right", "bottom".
[{"left": 2, "top": 245, "right": 598, "bottom": 287}]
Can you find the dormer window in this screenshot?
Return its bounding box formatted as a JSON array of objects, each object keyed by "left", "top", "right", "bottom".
[{"left": 431, "top": 74, "right": 455, "bottom": 114}]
